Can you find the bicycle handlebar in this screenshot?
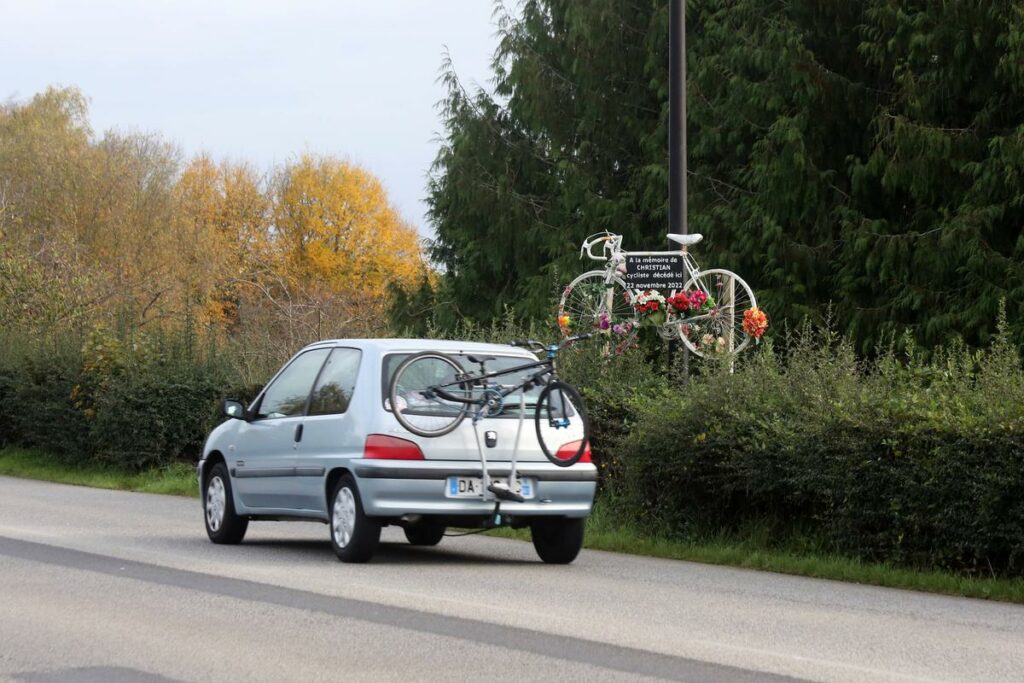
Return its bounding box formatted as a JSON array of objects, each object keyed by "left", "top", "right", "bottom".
[{"left": 580, "top": 232, "right": 623, "bottom": 262}]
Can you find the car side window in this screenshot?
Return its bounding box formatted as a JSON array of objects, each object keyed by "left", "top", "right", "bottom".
[
  {"left": 255, "top": 349, "right": 331, "bottom": 419},
  {"left": 308, "top": 348, "right": 362, "bottom": 416}
]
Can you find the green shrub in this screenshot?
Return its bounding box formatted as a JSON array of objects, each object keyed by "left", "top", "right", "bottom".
[
  {"left": 0, "top": 339, "right": 91, "bottom": 458},
  {"left": 610, "top": 318, "right": 1024, "bottom": 575},
  {"left": 87, "top": 364, "right": 226, "bottom": 469},
  {"left": 0, "top": 364, "right": 17, "bottom": 447},
  {"left": 0, "top": 326, "right": 244, "bottom": 471}
]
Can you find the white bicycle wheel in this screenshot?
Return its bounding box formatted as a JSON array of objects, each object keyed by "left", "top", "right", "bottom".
[
  {"left": 559, "top": 270, "right": 638, "bottom": 352},
  {"left": 676, "top": 269, "right": 757, "bottom": 358}
]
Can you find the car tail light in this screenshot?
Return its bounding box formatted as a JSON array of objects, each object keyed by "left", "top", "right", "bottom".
[
  {"left": 555, "top": 440, "right": 592, "bottom": 464},
  {"left": 364, "top": 434, "right": 425, "bottom": 460}
]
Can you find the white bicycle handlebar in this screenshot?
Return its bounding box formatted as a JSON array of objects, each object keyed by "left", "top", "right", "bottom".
[{"left": 579, "top": 232, "right": 623, "bottom": 262}]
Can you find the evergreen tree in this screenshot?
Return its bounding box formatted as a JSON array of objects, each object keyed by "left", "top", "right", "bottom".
[{"left": 427, "top": 0, "right": 1024, "bottom": 349}]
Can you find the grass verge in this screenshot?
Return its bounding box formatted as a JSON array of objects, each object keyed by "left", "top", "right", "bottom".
[
  {"left": 3, "top": 446, "right": 1023, "bottom": 603},
  {"left": 578, "top": 505, "right": 1024, "bottom": 604},
  {"left": 0, "top": 447, "right": 196, "bottom": 497}
]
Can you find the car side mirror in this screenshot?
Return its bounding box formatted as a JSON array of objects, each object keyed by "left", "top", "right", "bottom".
[{"left": 222, "top": 399, "right": 246, "bottom": 420}]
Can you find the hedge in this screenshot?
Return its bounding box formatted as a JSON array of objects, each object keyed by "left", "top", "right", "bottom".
[
  {"left": 1, "top": 315, "right": 1023, "bottom": 576},
  {"left": 0, "top": 329, "right": 265, "bottom": 470},
  {"left": 607, "top": 324, "right": 1024, "bottom": 576}
]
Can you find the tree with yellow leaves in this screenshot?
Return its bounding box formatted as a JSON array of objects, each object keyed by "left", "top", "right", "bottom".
[
  {"left": 174, "top": 156, "right": 270, "bottom": 325},
  {"left": 271, "top": 154, "right": 427, "bottom": 336},
  {"left": 0, "top": 87, "right": 183, "bottom": 333},
  {"left": 1, "top": 88, "right": 431, "bottom": 350}
]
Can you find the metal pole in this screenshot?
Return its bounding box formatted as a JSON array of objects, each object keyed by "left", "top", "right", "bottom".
[
  {"left": 669, "top": 0, "right": 687, "bottom": 240},
  {"left": 669, "top": 0, "right": 689, "bottom": 379}
]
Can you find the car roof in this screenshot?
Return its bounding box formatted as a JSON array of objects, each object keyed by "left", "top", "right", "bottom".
[{"left": 299, "top": 338, "right": 537, "bottom": 356}]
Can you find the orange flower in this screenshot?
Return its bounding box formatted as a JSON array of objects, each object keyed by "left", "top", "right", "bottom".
[{"left": 742, "top": 307, "right": 769, "bottom": 339}]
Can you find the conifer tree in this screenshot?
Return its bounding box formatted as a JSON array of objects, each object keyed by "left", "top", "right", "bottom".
[{"left": 428, "top": 0, "right": 1024, "bottom": 349}]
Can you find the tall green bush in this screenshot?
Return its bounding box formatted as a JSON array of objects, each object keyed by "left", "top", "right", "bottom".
[
  {"left": 87, "top": 364, "right": 226, "bottom": 469},
  {"left": 0, "top": 326, "right": 250, "bottom": 471},
  {"left": 611, "top": 317, "right": 1024, "bottom": 575},
  {"left": 0, "top": 342, "right": 91, "bottom": 458}
]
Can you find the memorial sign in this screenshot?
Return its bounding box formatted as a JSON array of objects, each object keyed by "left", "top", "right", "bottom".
[{"left": 623, "top": 254, "right": 687, "bottom": 291}]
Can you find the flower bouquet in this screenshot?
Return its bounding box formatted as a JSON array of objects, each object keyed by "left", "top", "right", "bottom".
[
  {"left": 633, "top": 290, "right": 667, "bottom": 327},
  {"left": 742, "top": 307, "right": 769, "bottom": 342},
  {"left": 666, "top": 289, "right": 714, "bottom": 323}
]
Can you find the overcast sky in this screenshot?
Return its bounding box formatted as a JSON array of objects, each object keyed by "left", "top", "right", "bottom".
[{"left": 1, "top": 0, "right": 500, "bottom": 236}]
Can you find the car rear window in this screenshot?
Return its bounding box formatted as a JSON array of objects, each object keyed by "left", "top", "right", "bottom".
[{"left": 380, "top": 352, "right": 574, "bottom": 418}]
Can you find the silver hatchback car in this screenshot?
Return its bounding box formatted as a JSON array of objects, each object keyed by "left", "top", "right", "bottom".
[{"left": 198, "top": 339, "right": 597, "bottom": 563}]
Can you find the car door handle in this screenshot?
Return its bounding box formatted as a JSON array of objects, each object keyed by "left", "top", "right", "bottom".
[{"left": 294, "top": 424, "right": 304, "bottom": 443}]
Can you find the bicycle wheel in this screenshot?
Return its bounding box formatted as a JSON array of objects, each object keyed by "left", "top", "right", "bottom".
[
  {"left": 676, "top": 269, "right": 757, "bottom": 358},
  {"left": 534, "top": 381, "right": 590, "bottom": 467},
  {"left": 388, "top": 351, "right": 470, "bottom": 437},
  {"left": 559, "top": 271, "right": 638, "bottom": 351}
]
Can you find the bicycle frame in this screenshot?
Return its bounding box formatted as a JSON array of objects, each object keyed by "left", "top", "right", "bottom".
[
  {"left": 426, "top": 358, "right": 554, "bottom": 415},
  {"left": 580, "top": 232, "right": 720, "bottom": 324},
  {"left": 581, "top": 231, "right": 702, "bottom": 290}
]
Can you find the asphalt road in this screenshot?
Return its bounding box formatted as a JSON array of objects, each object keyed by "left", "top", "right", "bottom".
[{"left": 1, "top": 477, "right": 1022, "bottom": 682}]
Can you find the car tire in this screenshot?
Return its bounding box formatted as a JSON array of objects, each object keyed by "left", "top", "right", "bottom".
[
  {"left": 531, "top": 517, "right": 585, "bottom": 564},
  {"left": 204, "top": 463, "right": 248, "bottom": 544},
  {"left": 403, "top": 519, "right": 446, "bottom": 546},
  {"left": 329, "top": 475, "right": 381, "bottom": 563}
]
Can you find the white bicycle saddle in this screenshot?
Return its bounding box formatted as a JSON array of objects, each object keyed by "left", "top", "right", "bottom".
[{"left": 667, "top": 233, "right": 703, "bottom": 246}]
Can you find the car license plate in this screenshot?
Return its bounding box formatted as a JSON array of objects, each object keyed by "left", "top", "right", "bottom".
[{"left": 445, "top": 476, "right": 533, "bottom": 499}]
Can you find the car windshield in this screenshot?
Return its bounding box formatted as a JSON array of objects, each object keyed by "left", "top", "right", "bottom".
[{"left": 381, "top": 352, "right": 573, "bottom": 418}]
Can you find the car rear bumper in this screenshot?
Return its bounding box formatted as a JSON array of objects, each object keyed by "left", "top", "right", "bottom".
[{"left": 352, "top": 459, "right": 597, "bottom": 518}]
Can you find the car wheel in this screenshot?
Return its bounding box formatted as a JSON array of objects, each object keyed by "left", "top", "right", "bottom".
[
  {"left": 204, "top": 463, "right": 248, "bottom": 544},
  {"left": 330, "top": 475, "right": 381, "bottom": 563},
  {"left": 403, "top": 519, "right": 446, "bottom": 546},
  {"left": 531, "top": 517, "right": 585, "bottom": 564}
]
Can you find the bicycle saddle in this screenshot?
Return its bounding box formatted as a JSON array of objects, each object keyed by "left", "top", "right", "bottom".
[
  {"left": 667, "top": 233, "right": 703, "bottom": 246},
  {"left": 466, "top": 355, "right": 495, "bottom": 365}
]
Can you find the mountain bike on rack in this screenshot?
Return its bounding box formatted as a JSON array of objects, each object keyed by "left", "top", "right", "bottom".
[
  {"left": 387, "top": 335, "right": 591, "bottom": 503},
  {"left": 558, "top": 231, "right": 761, "bottom": 357}
]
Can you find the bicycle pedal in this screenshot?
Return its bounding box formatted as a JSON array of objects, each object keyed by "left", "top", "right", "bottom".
[{"left": 487, "top": 482, "right": 525, "bottom": 503}]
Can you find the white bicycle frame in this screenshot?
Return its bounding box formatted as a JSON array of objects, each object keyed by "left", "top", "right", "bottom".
[{"left": 579, "top": 231, "right": 713, "bottom": 324}]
